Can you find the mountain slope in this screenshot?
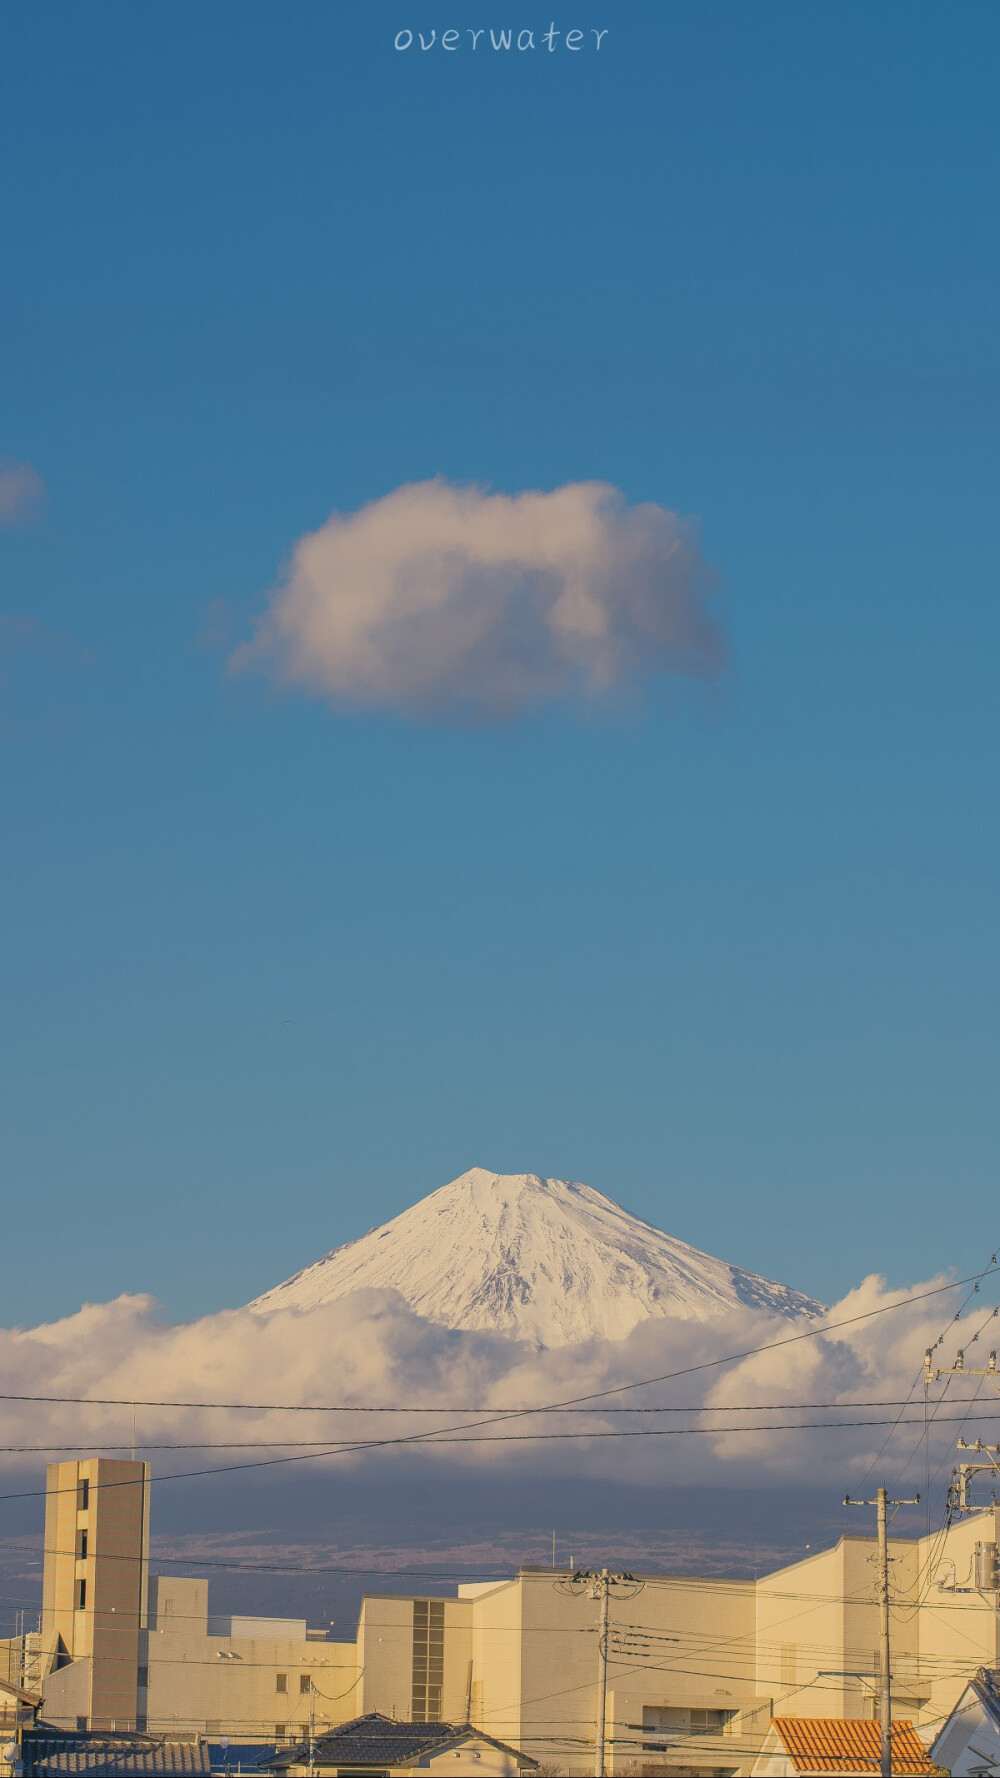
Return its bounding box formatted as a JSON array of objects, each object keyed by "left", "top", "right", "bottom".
[{"left": 248, "top": 1168, "right": 822, "bottom": 1347}]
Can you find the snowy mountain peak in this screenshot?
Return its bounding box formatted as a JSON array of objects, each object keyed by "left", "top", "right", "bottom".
[{"left": 248, "top": 1167, "right": 823, "bottom": 1347}]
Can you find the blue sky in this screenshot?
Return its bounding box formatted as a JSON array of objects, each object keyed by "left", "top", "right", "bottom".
[{"left": 2, "top": 0, "right": 998, "bottom": 1325}]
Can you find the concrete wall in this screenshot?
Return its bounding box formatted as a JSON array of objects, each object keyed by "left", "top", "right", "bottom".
[
  {"left": 357, "top": 1594, "right": 473, "bottom": 1726},
  {"left": 144, "top": 1577, "right": 358, "bottom": 1741},
  {"left": 461, "top": 1570, "right": 763, "bottom": 1776},
  {"left": 754, "top": 1510, "right": 1000, "bottom": 1733}
]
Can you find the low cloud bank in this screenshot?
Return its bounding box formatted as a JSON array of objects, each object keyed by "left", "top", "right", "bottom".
[
  {"left": 0, "top": 1273, "right": 978, "bottom": 1493},
  {"left": 230, "top": 478, "right": 724, "bottom": 719}
]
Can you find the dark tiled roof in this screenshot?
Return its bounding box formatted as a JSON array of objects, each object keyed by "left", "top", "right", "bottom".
[
  {"left": 264, "top": 1714, "right": 535, "bottom": 1771},
  {"left": 21, "top": 1732, "right": 211, "bottom": 1778},
  {"left": 266, "top": 1717, "right": 453, "bottom": 1770}
]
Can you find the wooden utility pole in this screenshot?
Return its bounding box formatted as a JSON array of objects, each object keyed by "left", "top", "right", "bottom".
[{"left": 845, "top": 1488, "right": 920, "bottom": 1778}]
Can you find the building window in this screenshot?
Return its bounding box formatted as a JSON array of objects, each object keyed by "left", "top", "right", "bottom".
[
  {"left": 275, "top": 1726, "right": 286, "bottom": 1741},
  {"left": 641, "top": 1706, "right": 736, "bottom": 1743},
  {"left": 77, "top": 1529, "right": 88, "bottom": 1560},
  {"left": 412, "top": 1598, "right": 445, "bottom": 1722},
  {"left": 276, "top": 1674, "right": 287, "bottom": 1694},
  {"left": 76, "top": 1579, "right": 87, "bottom": 1610},
  {"left": 76, "top": 1717, "right": 88, "bottom": 1732},
  {"left": 78, "top": 1479, "right": 90, "bottom": 1511},
  {"left": 137, "top": 1668, "right": 148, "bottom": 1689},
  {"left": 300, "top": 1675, "right": 311, "bottom": 1694}
]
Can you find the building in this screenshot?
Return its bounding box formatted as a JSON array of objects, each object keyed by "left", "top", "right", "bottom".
[
  {"left": 40, "top": 1458, "right": 151, "bottom": 1732},
  {"left": 263, "top": 1712, "right": 537, "bottom": 1775},
  {"left": 7, "top": 1458, "right": 1000, "bottom": 1773}
]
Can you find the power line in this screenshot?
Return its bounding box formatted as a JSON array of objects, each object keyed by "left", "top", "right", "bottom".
[
  {"left": 3, "top": 1395, "right": 1000, "bottom": 1417},
  {"left": 2, "top": 1409, "right": 1000, "bottom": 1454}
]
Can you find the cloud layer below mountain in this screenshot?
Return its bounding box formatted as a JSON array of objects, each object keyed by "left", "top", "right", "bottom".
[
  {"left": 0, "top": 1272, "right": 980, "bottom": 1493},
  {"left": 231, "top": 479, "right": 724, "bottom": 719}
]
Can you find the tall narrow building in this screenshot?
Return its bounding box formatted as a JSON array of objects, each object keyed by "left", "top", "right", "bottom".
[{"left": 41, "top": 1457, "right": 150, "bottom": 1730}]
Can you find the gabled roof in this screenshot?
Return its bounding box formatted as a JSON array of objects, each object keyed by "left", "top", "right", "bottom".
[
  {"left": 928, "top": 1666, "right": 1000, "bottom": 1767},
  {"left": 21, "top": 1731, "right": 212, "bottom": 1777},
  {"left": 263, "top": 1713, "right": 535, "bottom": 1771},
  {"left": 768, "top": 1718, "right": 936, "bottom": 1775},
  {"left": 0, "top": 1674, "right": 41, "bottom": 1708},
  {"left": 970, "top": 1667, "right": 1000, "bottom": 1729}
]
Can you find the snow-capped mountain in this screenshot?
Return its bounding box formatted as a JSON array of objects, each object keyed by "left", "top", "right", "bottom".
[{"left": 248, "top": 1168, "right": 822, "bottom": 1347}]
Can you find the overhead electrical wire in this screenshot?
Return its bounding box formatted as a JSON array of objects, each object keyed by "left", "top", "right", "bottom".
[
  {"left": 4, "top": 1395, "right": 1000, "bottom": 1417},
  {"left": 3, "top": 1408, "right": 1000, "bottom": 1455}
]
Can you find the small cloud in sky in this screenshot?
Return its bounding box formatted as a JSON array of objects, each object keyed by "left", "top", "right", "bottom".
[
  {"left": 0, "top": 459, "right": 44, "bottom": 525},
  {"left": 230, "top": 478, "right": 725, "bottom": 719}
]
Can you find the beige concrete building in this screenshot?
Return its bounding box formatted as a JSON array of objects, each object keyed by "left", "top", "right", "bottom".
[
  {"left": 6, "top": 1460, "right": 1000, "bottom": 1774},
  {"left": 39, "top": 1458, "right": 151, "bottom": 1732}
]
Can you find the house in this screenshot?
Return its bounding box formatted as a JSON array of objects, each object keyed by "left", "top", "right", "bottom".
[
  {"left": 14, "top": 1730, "right": 211, "bottom": 1777},
  {"left": 750, "top": 1718, "right": 940, "bottom": 1778},
  {"left": 261, "top": 1713, "right": 537, "bottom": 1776},
  {"left": 929, "top": 1667, "right": 1000, "bottom": 1776}
]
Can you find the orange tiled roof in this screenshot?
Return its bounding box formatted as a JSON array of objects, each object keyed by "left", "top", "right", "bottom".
[{"left": 770, "top": 1718, "right": 936, "bottom": 1775}]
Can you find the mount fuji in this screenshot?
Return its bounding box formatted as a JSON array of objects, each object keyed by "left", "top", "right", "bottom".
[{"left": 248, "top": 1168, "right": 823, "bottom": 1348}]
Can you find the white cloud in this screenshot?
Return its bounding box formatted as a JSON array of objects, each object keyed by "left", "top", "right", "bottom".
[
  {"left": 231, "top": 479, "right": 725, "bottom": 718},
  {"left": 0, "top": 459, "right": 44, "bottom": 525},
  {"left": 0, "top": 1274, "right": 977, "bottom": 1495}
]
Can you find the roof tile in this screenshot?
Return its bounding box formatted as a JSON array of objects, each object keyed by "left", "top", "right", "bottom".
[{"left": 771, "top": 1718, "right": 935, "bottom": 1775}]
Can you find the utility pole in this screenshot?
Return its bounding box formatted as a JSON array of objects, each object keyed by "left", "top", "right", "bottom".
[
  {"left": 844, "top": 1489, "right": 919, "bottom": 1778},
  {"left": 562, "top": 1569, "right": 639, "bottom": 1778},
  {"left": 595, "top": 1574, "right": 611, "bottom": 1778},
  {"left": 308, "top": 1677, "right": 316, "bottom": 1778}
]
